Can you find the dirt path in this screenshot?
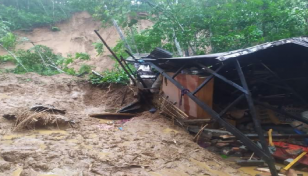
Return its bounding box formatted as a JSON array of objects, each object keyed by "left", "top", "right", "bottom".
[{"left": 0, "top": 73, "right": 247, "bottom": 176}]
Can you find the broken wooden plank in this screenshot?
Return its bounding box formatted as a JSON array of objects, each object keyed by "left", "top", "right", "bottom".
[
  {"left": 89, "top": 113, "right": 135, "bottom": 120},
  {"left": 92, "top": 70, "right": 103, "bottom": 78},
  {"left": 193, "top": 124, "right": 208, "bottom": 142},
  {"left": 220, "top": 134, "right": 308, "bottom": 140},
  {"left": 187, "top": 126, "right": 232, "bottom": 136},
  {"left": 118, "top": 100, "right": 141, "bottom": 113},
  {"left": 216, "top": 142, "right": 230, "bottom": 148},
  {"left": 231, "top": 147, "right": 241, "bottom": 152},
  {"left": 30, "top": 105, "right": 66, "bottom": 114},
  {"left": 183, "top": 119, "right": 211, "bottom": 124},
  {"left": 236, "top": 160, "right": 265, "bottom": 167}
]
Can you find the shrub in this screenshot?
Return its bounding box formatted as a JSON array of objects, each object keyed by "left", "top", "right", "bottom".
[
  {"left": 92, "top": 42, "right": 104, "bottom": 56},
  {"left": 0, "top": 55, "right": 14, "bottom": 63},
  {"left": 78, "top": 64, "right": 93, "bottom": 75},
  {"left": 51, "top": 26, "right": 60, "bottom": 32},
  {"left": 75, "top": 52, "right": 90, "bottom": 60},
  {"left": 13, "top": 45, "right": 61, "bottom": 75},
  {"left": 89, "top": 63, "right": 134, "bottom": 85}
]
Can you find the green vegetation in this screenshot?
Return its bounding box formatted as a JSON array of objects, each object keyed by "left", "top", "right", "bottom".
[
  {"left": 0, "top": 20, "right": 16, "bottom": 49},
  {"left": 92, "top": 42, "right": 104, "bottom": 56},
  {"left": 13, "top": 45, "right": 60, "bottom": 75},
  {"left": 89, "top": 64, "right": 132, "bottom": 85},
  {"left": 0, "top": 54, "right": 13, "bottom": 62},
  {"left": 108, "top": 0, "right": 308, "bottom": 54},
  {"left": 0, "top": 0, "right": 98, "bottom": 30},
  {"left": 75, "top": 52, "right": 90, "bottom": 60},
  {"left": 0, "top": 0, "right": 307, "bottom": 84},
  {"left": 78, "top": 64, "right": 93, "bottom": 75},
  {"left": 51, "top": 26, "right": 60, "bottom": 32},
  {"left": 0, "top": 45, "right": 94, "bottom": 76}
]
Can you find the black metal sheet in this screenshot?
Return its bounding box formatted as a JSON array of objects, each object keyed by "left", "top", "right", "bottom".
[{"left": 142, "top": 37, "right": 308, "bottom": 62}]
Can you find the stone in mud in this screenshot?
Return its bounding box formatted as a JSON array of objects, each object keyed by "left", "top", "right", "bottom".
[
  {"left": 0, "top": 160, "right": 11, "bottom": 171},
  {"left": 3, "top": 114, "right": 16, "bottom": 120},
  {"left": 1, "top": 150, "right": 33, "bottom": 163}
]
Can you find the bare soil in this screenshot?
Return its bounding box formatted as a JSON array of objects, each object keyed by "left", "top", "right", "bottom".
[
  {"left": 0, "top": 73, "right": 247, "bottom": 176},
  {"left": 0, "top": 12, "right": 153, "bottom": 73}
]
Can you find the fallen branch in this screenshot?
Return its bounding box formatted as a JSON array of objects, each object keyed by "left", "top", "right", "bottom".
[
  {"left": 0, "top": 44, "right": 28, "bottom": 72},
  {"left": 92, "top": 70, "right": 104, "bottom": 78},
  {"left": 193, "top": 124, "right": 208, "bottom": 142},
  {"left": 31, "top": 42, "right": 64, "bottom": 73}
]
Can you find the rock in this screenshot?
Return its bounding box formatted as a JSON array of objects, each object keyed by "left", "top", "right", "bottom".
[
  {"left": 0, "top": 160, "right": 11, "bottom": 171},
  {"left": 3, "top": 114, "right": 16, "bottom": 120},
  {"left": 222, "top": 147, "right": 233, "bottom": 155},
  {"left": 71, "top": 91, "right": 80, "bottom": 100}
]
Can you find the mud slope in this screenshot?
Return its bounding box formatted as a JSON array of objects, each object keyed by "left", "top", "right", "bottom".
[
  {"left": 0, "top": 73, "right": 248, "bottom": 176},
  {"left": 0, "top": 12, "right": 153, "bottom": 72}
]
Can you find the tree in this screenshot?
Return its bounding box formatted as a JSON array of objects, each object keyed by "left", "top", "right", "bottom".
[{"left": 0, "top": 0, "right": 307, "bottom": 55}]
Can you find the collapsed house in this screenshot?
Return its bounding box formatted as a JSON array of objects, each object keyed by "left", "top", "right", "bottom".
[
  {"left": 95, "top": 31, "right": 308, "bottom": 176},
  {"left": 139, "top": 37, "right": 308, "bottom": 176}
]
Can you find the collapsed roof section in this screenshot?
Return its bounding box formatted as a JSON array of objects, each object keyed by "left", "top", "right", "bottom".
[
  {"left": 128, "top": 37, "right": 308, "bottom": 69},
  {"left": 135, "top": 37, "right": 308, "bottom": 106},
  {"left": 150, "top": 37, "right": 308, "bottom": 61},
  {"left": 216, "top": 37, "right": 308, "bottom": 61}
]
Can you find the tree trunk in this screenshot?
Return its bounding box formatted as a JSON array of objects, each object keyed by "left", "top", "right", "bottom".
[
  {"left": 52, "top": 0, "right": 55, "bottom": 24},
  {"left": 38, "top": 0, "right": 49, "bottom": 16},
  {"left": 130, "top": 27, "right": 139, "bottom": 54},
  {"left": 0, "top": 44, "right": 28, "bottom": 72},
  {"left": 173, "top": 29, "right": 183, "bottom": 56},
  {"left": 112, "top": 19, "right": 133, "bottom": 54}
]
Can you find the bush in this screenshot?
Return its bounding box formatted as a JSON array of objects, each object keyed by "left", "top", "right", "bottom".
[
  {"left": 13, "top": 45, "right": 62, "bottom": 75},
  {"left": 89, "top": 63, "right": 134, "bottom": 85},
  {"left": 51, "top": 26, "right": 60, "bottom": 32},
  {"left": 0, "top": 20, "right": 17, "bottom": 50},
  {"left": 0, "top": 32, "right": 17, "bottom": 49},
  {"left": 78, "top": 64, "right": 93, "bottom": 75},
  {"left": 11, "top": 45, "right": 94, "bottom": 76},
  {"left": 92, "top": 42, "right": 104, "bottom": 56},
  {"left": 0, "top": 55, "right": 14, "bottom": 63},
  {"left": 75, "top": 52, "right": 90, "bottom": 60}
]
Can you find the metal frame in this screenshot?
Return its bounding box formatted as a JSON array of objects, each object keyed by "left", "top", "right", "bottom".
[
  {"left": 94, "top": 30, "right": 149, "bottom": 89},
  {"left": 94, "top": 30, "right": 136, "bottom": 86},
  {"left": 147, "top": 59, "right": 279, "bottom": 176},
  {"left": 148, "top": 57, "right": 308, "bottom": 175}
]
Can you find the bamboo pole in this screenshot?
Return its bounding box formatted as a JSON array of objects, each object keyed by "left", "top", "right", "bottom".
[{"left": 0, "top": 44, "right": 28, "bottom": 72}]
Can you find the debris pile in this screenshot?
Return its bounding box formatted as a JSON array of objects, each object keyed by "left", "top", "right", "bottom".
[
  {"left": 3, "top": 105, "right": 72, "bottom": 131},
  {"left": 156, "top": 95, "right": 188, "bottom": 125}
]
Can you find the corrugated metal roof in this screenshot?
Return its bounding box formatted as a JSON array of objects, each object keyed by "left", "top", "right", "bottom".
[
  {"left": 155, "top": 37, "right": 308, "bottom": 61},
  {"left": 217, "top": 37, "right": 308, "bottom": 61}
]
